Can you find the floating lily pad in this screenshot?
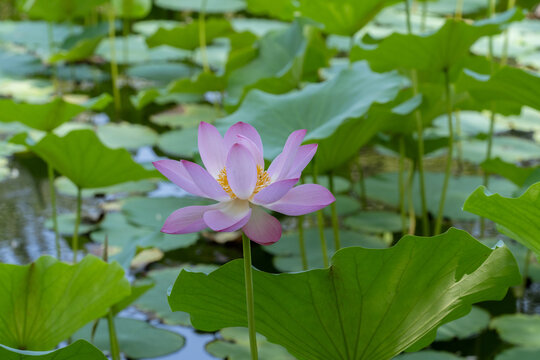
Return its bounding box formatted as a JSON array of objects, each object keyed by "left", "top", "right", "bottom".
[
  {"left": 459, "top": 136, "right": 540, "bottom": 164},
  {"left": 394, "top": 350, "right": 464, "bottom": 360},
  {"left": 126, "top": 63, "right": 196, "bottom": 84},
  {"left": 157, "top": 127, "right": 199, "bottom": 158},
  {"left": 436, "top": 306, "right": 491, "bottom": 341},
  {"left": 155, "top": 0, "right": 245, "bottom": 13},
  {"left": 134, "top": 265, "right": 217, "bottom": 326},
  {"left": 264, "top": 228, "right": 388, "bottom": 272},
  {"left": 73, "top": 318, "right": 184, "bottom": 359},
  {"left": 55, "top": 177, "right": 156, "bottom": 198},
  {"left": 96, "top": 123, "right": 158, "bottom": 150},
  {"left": 491, "top": 314, "right": 540, "bottom": 347},
  {"left": 206, "top": 327, "right": 295, "bottom": 360},
  {"left": 45, "top": 213, "right": 98, "bottom": 235},
  {"left": 344, "top": 211, "right": 404, "bottom": 233},
  {"left": 0, "top": 255, "right": 130, "bottom": 350},
  {"left": 496, "top": 347, "right": 540, "bottom": 360},
  {"left": 169, "top": 229, "right": 520, "bottom": 360},
  {"left": 366, "top": 172, "right": 517, "bottom": 220},
  {"left": 0, "top": 340, "right": 106, "bottom": 360},
  {"left": 322, "top": 195, "right": 361, "bottom": 217}
]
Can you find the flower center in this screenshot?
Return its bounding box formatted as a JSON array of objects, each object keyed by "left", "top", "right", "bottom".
[{"left": 217, "top": 165, "right": 271, "bottom": 199}]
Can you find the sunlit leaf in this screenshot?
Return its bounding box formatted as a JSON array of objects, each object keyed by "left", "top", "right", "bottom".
[
  {"left": 0, "top": 255, "right": 130, "bottom": 350},
  {"left": 18, "top": 0, "right": 107, "bottom": 22},
  {"left": 29, "top": 130, "right": 156, "bottom": 189},
  {"left": 170, "top": 229, "right": 520, "bottom": 360},
  {"left": 113, "top": 0, "right": 152, "bottom": 19},
  {"left": 155, "top": 0, "right": 245, "bottom": 13}
]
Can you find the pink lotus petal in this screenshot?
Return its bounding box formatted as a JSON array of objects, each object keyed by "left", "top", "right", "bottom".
[
  {"left": 203, "top": 200, "right": 251, "bottom": 232},
  {"left": 252, "top": 178, "right": 299, "bottom": 205},
  {"left": 226, "top": 144, "right": 257, "bottom": 199},
  {"left": 235, "top": 135, "right": 264, "bottom": 168},
  {"left": 161, "top": 205, "right": 212, "bottom": 234},
  {"left": 181, "top": 160, "right": 230, "bottom": 201},
  {"left": 286, "top": 144, "right": 318, "bottom": 179},
  {"left": 267, "top": 129, "right": 306, "bottom": 181},
  {"left": 198, "top": 122, "right": 227, "bottom": 177},
  {"left": 152, "top": 160, "right": 206, "bottom": 198},
  {"left": 224, "top": 122, "right": 263, "bottom": 156},
  {"left": 242, "top": 206, "right": 281, "bottom": 245},
  {"left": 264, "top": 184, "right": 335, "bottom": 216}
]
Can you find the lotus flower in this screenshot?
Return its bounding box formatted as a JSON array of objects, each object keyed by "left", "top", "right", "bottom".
[{"left": 153, "top": 122, "right": 335, "bottom": 245}]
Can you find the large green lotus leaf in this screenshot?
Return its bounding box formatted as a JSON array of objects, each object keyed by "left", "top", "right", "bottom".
[
  {"left": 225, "top": 21, "right": 321, "bottom": 106},
  {"left": 0, "top": 340, "right": 106, "bottom": 360},
  {"left": 29, "top": 130, "right": 156, "bottom": 189},
  {"left": 169, "top": 228, "right": 520, "bottom": 360},
  {"left": 96, "top": 35, "right": 190, "bottom": 65},
  {"left": 150, "top": 104, "right": 219, "bottom": 129},
  {"left": 168, "top": 71, "right": 227, "bottom": 94},
  {"left": 18, "top": 0, "right": 107, "bottom": 22},
  {"left": 96, "top": 123, "right": 158, "bottom": 150},
  {"left": 366, "top": 172, "right": 517, "bottom": 220},
  {"left": 457, "top": 66, "right": 540, "bottom": 113},
  {"left": 491, "top": 314, "right": 540, "bottom": 347},
  {"left": 146, "top": 19, "right": 233, "bottom": 51},
  {"left": 298, "top": 0, "right": 400, "bottom": 36},
  {"left": 113, "top": 0, "right": 152, "bottom": 19},
  {"left": 0, "top": 98, "right": 86, "bottom": 132},
  {"left": 245, "top": 0, "right": 296, "bottom": 21},
  {"left": 265, "top": 228, "right": 387, "bottom": 272},
  {"left": 464, "top": 182, "right": 540, "bottom": 257},
  {"left": 207, "top": 327, "right": 295, "bottom": 360},
  {"left": 49, "top": 23, "right": 110, "bottom": 63},
  {"left": 220, "top": 61, "right": 403, "bottom": 162},
  {"left": 435, "top": 306, "right": 490, "bottom": 341},
  {"left": 134, "top": 265, "right": 217, "bottom": 326},
  {"left": 73, "top": 318, "right": 184, "bottom": 359},
  {"left": 155, "top": 0, "right": 245, "bottom": 13},
  {"left": 351, "top": 11, "right": 520, "bottom": 75},
  {"left": 0, "top": 255, "right": 130, "bottom": 350},
  {"left": 45, "top": 213, "right": 98, "bottom": 235}
]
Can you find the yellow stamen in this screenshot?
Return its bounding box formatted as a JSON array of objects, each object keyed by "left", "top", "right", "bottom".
[{"left": 217, "top": 165, "right": 271, "bottom": 199}]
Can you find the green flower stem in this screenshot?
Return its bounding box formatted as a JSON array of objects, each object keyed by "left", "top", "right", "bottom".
[
  {"left": 72, "top": 187, "right": 82, "bottom": 263},
  {"left": 407, "top": 161, "right": 417, "bottom": 234},
  {"left": 455, "top": 110, "right": 464, "bottom": 175},
  {"left": 434, "top": 69, "right": 454, "bottom": 235},
  {"left": 404, "top": 0, "right": 429, "bottom": 235},
  {"left": 328, "top": 172, "right": 341, "bottom": 251},
  {"left": 106, "top": 310, "right": 121, "bottom": 360},
  {"left": 47, "top": 22, "right": 59, "bottom": 94},
  {"left": 242, "top": 233, "right": 258, "bottom": 360},
  {"left": 199, "top": 0, "right": 210, "bottom": 73},
  {"left": 297, "top": 215, "right": 308, "bottom": 270},
  {"left": 501, "top": 0, "right": 516, "bottom": 65},
  {"left": 47, "top": 163, "right": 60, "bottom": 259},
  {"left": 357, "top": 156, "right": 368, "bottom": 209},
  {"left": 108, "top": 2, "right": 121, "bottom": 114},
  {"left": 420, "top": 0, "right": 428, "bottom": 32},
  {"left": 398, "top": 136, "right": 408, "bottom": 236},
  {"left": 312, "top": 160, "right": 329, "bottom": 268}
]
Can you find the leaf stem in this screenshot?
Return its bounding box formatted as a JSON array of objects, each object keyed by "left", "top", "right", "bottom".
[
  {"left": 242, "top": 233, "right": 258, "bottom": 360},
  {"left": 398, "top": 136, "right": 408, "bottom": 236},
  {"left": 328, "top": 172, "right": 341, "bottom": 251},
  {"left": 108, "top": 2, "right": 121, "bottom": 115},
  {"left": 48, "top": 163, "right": 60, "bottom": 259},
  {"left": 199, "top": 0, "right": 210, "bottom": 73},
  {"left": 357, "top": 156, "right": 367, "bottom": 209},
  {"left": 106, "top": 310, "right": 121, "bottom": 360},
  {"left": 407, "top": 161, "right": 417, "bottom": 235},
  {"left": 404, "top": 0, "right": 429, "bottom": 235},
  {"left": 434, "top": 69, "right": 454, "bottom": 235},
  {"left": 72, "top": 187, "right": 82, "bottom": 263},
  {"left": 297, "top": 215, "right": 308, "bottom": 270},
  {"left": 312, "top": 160, "right": 329, "bottom": 268}
]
